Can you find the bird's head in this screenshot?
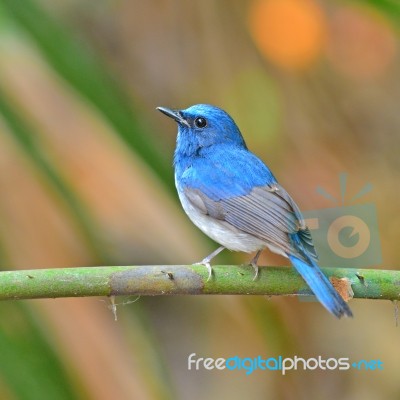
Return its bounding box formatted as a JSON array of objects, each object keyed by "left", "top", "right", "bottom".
[{"left": 157, "top": 104, "right": 247, "bottom": 157}]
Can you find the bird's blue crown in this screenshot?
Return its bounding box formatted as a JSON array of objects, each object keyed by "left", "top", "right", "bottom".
[{"left": 173, "top": 104, "right": 247, "bottom": 161}]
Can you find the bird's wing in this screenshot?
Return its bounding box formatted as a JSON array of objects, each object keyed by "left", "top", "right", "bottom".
[{"left": 184, "top": 184, "right": 318, "bottom": 261}]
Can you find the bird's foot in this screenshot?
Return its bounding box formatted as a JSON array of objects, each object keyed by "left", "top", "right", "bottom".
[
  {"left": 251, "top": 262, "right": 259, "bottom": 281},
  {"left": 194, "top": 246, "right": 225, "bottom": 282},
  {"left": 249, "top": 250, "right": 262, "bottom": 281},
  {"left": 194, "top": 259, "right": 213, "bottom": 282}
]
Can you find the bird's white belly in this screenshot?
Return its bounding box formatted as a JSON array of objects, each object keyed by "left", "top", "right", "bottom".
[{"left": 178, "top": 189, "right": 266, "bottom": 253}]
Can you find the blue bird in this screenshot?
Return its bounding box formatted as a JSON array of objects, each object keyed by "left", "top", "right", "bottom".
[{"left": 157, "top": 104, "right": 352, "bottom": 318}]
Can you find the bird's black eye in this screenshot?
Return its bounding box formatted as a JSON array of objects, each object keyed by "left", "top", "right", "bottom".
[{"left": 194, "top": 117, "right": 207, "bottom": 128}]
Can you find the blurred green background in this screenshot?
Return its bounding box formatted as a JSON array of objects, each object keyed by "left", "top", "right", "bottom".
[{"left": 0, "top": 0, "right": 399, "bottom": 399}]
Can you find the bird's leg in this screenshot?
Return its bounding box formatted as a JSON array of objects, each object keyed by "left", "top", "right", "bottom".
[
  {"left": 195, "top": 246, "right": 225, "bottom": 281},
  {"left": 250, "top": 250, "right": 262, "bottom": 281}
]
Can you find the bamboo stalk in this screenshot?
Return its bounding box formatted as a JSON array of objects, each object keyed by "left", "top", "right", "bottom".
[{"left": 0, "top": 265, "right": 397, "bottom": 301}]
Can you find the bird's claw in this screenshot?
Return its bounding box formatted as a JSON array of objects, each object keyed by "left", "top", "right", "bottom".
[
  {"left": 194, "top": 246, "right": 225, "bottom": 282},
  {"left": 251, "top": 262, "right": 259, "bottom": 281},
  {"left": 194, "top": 259, "right": 213, "bottom": 282},
  {"left": 249, "top": 250, "right": 262, "bottom": 281}
]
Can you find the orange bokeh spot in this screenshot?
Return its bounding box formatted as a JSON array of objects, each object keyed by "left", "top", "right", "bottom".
[{"left": 248, "top": 0, "right": 326, "bottom": 70}]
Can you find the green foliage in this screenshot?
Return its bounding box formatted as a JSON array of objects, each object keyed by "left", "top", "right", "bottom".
[
  {"left": 0, "top": 1, "right": 178, "bottom": 397},
  {"left": 0, "top": 91, "right": 108, "bottom": 262},
  {"left": 1, "top": 0, "right": 173, "bottom": 189},
  {"left": 362, "top": 0, "right": 400, "bottom": 21},
  {"left": 0, "top": 303, "right": 83, "bottom": 400}
]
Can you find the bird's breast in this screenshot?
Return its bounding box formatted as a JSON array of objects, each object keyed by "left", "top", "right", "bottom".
[{"left": 175, "top": 180, "right": 265, "bottom": 253}]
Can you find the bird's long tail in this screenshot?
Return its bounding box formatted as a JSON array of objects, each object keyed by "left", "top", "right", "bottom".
[{"left": 288, "top": 239, "right": 353, "bottom": 318}]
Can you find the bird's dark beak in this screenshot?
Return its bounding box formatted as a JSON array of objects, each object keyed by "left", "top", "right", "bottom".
[{"left": 157, "top": 107, "right": 190, "bottom": 128}]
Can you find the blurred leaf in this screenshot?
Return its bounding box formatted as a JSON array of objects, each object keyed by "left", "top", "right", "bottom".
[
  {"left": 0, "top": 240, "right": 11, "bottom": 269},
  {"left": 0, "top": 302, "right": 84, "bottom": 400},
  {"left": 123, "top": 305, "right": 176, "bottom": 400},
  {"left": 1, "top": 0, "right": 173, "bottom": 191},
  {"left": 245, "top": 298, "right": 298, "bottom": 355},
  {"left": 222, "top": 68, "right": 282, "bottom": 147},
  {"left": 361, "top": 0, "right": 400, "bottom": 21},
  {"left": 0, "top": 2, "right": 181, "bottom": 397},
  {"left": 0, "top": 90, "right": 108, "bottom": 262}
]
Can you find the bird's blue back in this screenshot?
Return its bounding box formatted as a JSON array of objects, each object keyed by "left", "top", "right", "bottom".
[{"left": 178, "top": 145, "right": 276, "bottom": 200}]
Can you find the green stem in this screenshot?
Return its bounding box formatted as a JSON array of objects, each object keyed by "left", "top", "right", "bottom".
[{"left": 0, "top": 265, "right": 398, "bottom": 301}]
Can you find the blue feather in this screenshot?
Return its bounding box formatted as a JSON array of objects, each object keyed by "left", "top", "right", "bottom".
[
  {"left": 289, "top": 234, "right": 352, "bottom": 318},
  {"left": 178, "top": 145, "right": 276, "bottom": 200}
]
